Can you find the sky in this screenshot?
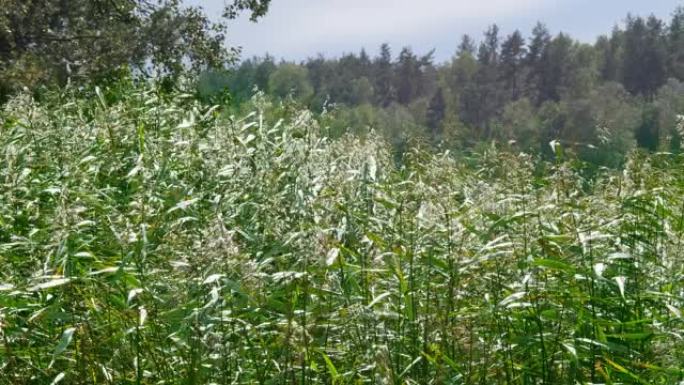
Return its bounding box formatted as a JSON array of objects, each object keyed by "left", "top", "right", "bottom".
[{"left": 185, "top": 0, "right": 682, "bottom": 63}]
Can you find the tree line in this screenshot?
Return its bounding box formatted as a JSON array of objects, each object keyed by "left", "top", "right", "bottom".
[{"left": 215, "top": 8, "right": 684, "bottom": 166}]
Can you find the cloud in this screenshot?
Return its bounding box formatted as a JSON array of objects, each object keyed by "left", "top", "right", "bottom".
[
  {"left": 286, "top": 0, "right": 550, "bottom": 38},
  {"left": 226, "top": 0, "right": 553, "bottom": 58},
  {"left": 185, "top": 0, "right": 681, "bottom": 62}
]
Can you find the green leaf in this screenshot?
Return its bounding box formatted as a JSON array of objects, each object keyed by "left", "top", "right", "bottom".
[
  {"left": 604, "top": 357, "right": 650, "bottom": 385},
  {"left": 367, "top": 292, "right": 391, "bottom": 308},
  {"left": 604, "top": 332, "right": 653, "bottom": 341},
  {"left": 50, "top": 373, "right": 65, "bottom": 385},
  {"left": 562, "top": 342, "right": 577, "bottom": 360},
  {"left": 54, "top": 328, "right": 76, "bottom": 355},
  {"left": 614, "top": 276, "right": 627, "bottom": 298},
  {"left": 28, "top": 278, "right": 71, "bottom": 292},
  {"left": 533, "top": 258, "right": 575, "bottom": 273},
  {"left": 320, "top": 352, "right": 339, "bottom": 381},
  {"left": 202, "top": 274, "right": 224, "bottom": 285},
  {"left": 666, "top": 304, "right": 682, "bottom": 318},
  {"left": 95, "top": 86, "right": 107, "bottom": 108},
  {"left": 326, "top": 248, "right": 340, "bottom": 266}
]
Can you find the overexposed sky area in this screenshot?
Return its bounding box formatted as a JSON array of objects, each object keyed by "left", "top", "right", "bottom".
[{"left": 185, "top": 0, "right": 682, "bottom": 62}]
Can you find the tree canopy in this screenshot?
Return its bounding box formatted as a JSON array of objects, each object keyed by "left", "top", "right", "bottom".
[{"left": 0, "top": 0, "right": 271, "bottom": 98}]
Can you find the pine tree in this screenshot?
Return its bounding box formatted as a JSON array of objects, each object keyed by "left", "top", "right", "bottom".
[
  {"left": 668, "top": 7, "right": 684, "bottom": 80},
  {"left": 374, "top": 43, "right": 395, "bottom": 107},
  {"left": 478, "top": 25, "right": 502, "bottom": 136},
  {"left": 458, "top": 35, "right": 476, "bottom": 56},
  {"left": 417, "top": 50, "right": 437, "bottom": 99},
  {"left": 525, "top": 22, "right": 551, "bottom": 104},
  {"left": 500, "top": 30, "right": 527, "bottom": 102},
  {"left": 597, "top": 26, "right": 623, "bottom": 82},
  {"left": 450, "top": 35, "right": 479, "bottom": 128},
  {"left": 426, "top": 87, "right": 446, "bottom": 139},
  {"left": 460, "top": 25, "right": 502, "bottom": 137},
  {"left": 622, "top": 15, "right": 667, "bottom": 96},
  {"left": 645, "top": 16, "right": 668, "bottom": 93},
  {"left": 396, "top": 47, "right": 420, "bottom": 105},
  {"left": 539, "top": 33, "right": 576, "bottom": 102},
  {"left": 255, "top": 55, "right": 276, "bottom": 92},
  {"left": 479, "top": 24, "right": 500, "bottom": 66},
  {"left": 359, "top": 48, "right": 372, "bottom": 77}
]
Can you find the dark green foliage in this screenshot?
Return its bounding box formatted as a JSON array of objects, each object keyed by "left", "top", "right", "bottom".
[
  {"left": 525, "top": 22, "right": 552, "bottom": 105},
  {"left": 500, "top": 30, "right": 527, "bottom": 102},
  {"left": 636, "top": 105, "right": 661, "bottom": 151},
  {"left": 223, "top": 0, "right": 271, "bottom": 21},
  {"left": 268, "top": 63, "right": 314, "bottom": 101},
  {"left": 395, "top": 47, "right": 435, "bottom": 105},
  {"left": 597, "top": 27, "right": 624, "bottom": 83},
  {"left": 0, "top": 0, "right": 270, "bottom": 99},
  {"left": 622, "top": 15, "right": 668, "bottom": 96},
  {"left": 538, "top": 33, "right": 576, "bottom": 102},
  {"left": 374, "top": 43, "right": 396, "bottom": 107},
  {"left": 426, "top": 87, "right": 446, "bottom": 139},
  {"left": 669, "top": 7, "right": 684, "bottom": 80},
  {"left": 462, "top": 25, "right": 503, "bottom": 135}
]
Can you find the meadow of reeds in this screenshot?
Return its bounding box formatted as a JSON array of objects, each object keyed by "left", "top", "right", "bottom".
[{"left": 1, "top": 86, "right": 683, "bottom": 384}]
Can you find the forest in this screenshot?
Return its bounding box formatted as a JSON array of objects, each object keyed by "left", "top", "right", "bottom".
[
  {"left": 215, "top": 10, "right": 684, "bottom": 167},
  {"left": 1, "top": 1, "right": 684, "bottom": 384}
]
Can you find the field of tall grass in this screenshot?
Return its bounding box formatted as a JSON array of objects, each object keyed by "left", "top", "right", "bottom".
[{"left": 1, "top": 86, "right": 683, "bottom": 384}]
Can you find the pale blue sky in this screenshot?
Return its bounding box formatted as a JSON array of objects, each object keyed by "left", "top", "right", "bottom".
[{"left": 186, "top": 0, "right": 681, "bottom": 63}]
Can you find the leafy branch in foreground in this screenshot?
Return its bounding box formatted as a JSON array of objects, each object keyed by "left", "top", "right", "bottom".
[{"left": 0, "top": 0, "right": 272, "bottom": 101}]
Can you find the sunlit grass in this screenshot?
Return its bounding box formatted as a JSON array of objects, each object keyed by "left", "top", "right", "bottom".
[{"left": 0, "top": 85, "right": 682, "bottom": 384}]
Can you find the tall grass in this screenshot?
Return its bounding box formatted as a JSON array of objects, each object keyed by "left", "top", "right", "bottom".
[{"left": 0, "top": 85, "right": 683, "bottom": 384}]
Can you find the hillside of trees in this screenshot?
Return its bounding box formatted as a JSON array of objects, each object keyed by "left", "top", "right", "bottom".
[{"left": 212, "top": 8, "right": 684, "bottom": 167}]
